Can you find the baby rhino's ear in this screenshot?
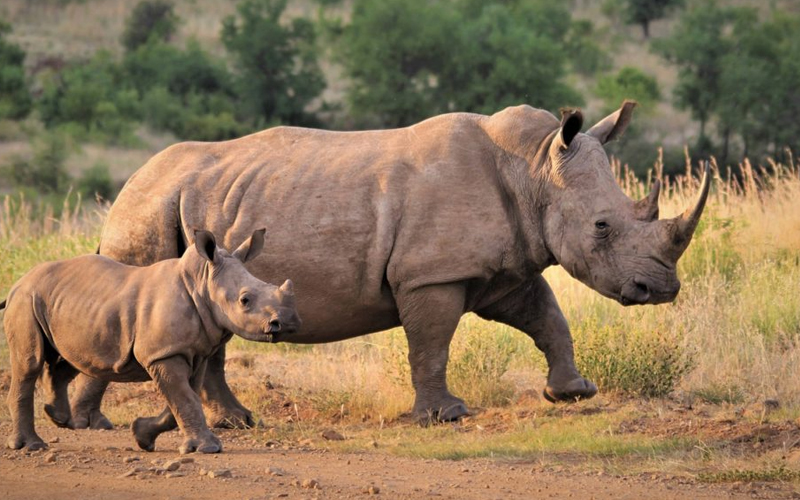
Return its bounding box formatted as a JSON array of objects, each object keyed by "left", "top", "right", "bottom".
[
  {"left": 232, "top": 228, "right": 266, "bottom": 263},
  {"left": 194, "top": 230, "right": 219, "bottom": 264}
]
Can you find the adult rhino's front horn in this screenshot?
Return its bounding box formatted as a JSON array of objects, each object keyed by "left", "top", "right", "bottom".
[{"left": 659, "top": 163, "right": 712, "bottom": 261}]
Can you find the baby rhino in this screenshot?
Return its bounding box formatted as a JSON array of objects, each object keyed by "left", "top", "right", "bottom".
[{"left": 2, "top": 229, "right": 300, "bottom": 454}]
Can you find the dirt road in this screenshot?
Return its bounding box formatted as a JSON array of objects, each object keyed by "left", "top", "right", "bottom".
[{"left": 1, "top": 422, "right": 795, "bottom": 500}]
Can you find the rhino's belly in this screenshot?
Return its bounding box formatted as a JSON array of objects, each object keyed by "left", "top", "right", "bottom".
[
  {"left": 61, "top": 354, "right": 151, "bottom": 383},
  {"left": 278, "top": 290, "right": 401, "bottom": 344}
]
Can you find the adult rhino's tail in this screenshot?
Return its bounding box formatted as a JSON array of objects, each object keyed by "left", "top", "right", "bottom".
[{"left": 0, "top": 299, "right": 6, "bottom": 310}]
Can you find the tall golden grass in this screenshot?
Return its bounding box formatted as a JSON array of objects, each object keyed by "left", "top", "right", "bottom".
[{"left": 0, "top": 154, "right": 799, "bottom": 423}]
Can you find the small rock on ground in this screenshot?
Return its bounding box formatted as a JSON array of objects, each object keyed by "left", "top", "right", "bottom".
[
  {"left": 266, "top": 467, "right": 284, "bottom": 477},
  {"left": 321, "top": 430, "right": 345, "bottom": 441},
  {"left": 163, "top": 460, "right": 181, "bottom": 472},
  {"left": 301, "top": 478, "right": 320, "bottom": 489},
  {"left": 208, "top": 469, "right": 232, "bottom": 479}
]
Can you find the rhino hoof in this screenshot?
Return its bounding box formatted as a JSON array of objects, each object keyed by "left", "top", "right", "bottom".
[
  {"left": 7, "top": 434, "right": 47, "bottom": 451},
  {"left": 44, "top": 404, "right": 74, "bottom": 429},
  {"left": 131, "top": 419, "right": 157, "bottom": 452},
  {"left": 543, "top": 377, "right": 598, "bottom": 403},
  {"left": 180, "top": 435, "right": 222, "bottom": 455},
  {"left": 415, "top": 399, "right": 469, "bottom": 426},
  {"left": 72, "top": 410, "right": 113, "bottom": 430}
]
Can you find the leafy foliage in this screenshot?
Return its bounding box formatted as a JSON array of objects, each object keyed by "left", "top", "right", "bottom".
[
  {"left": 37, "top": 51, "right": 139, "bottom": 145},
  {"left": 121, "top": 0, "right": 180, "bottom": 52},
  {"left": 619, "top": 0, "right": 685, "bottom": 38},
  {"left": 653, "top": 1, "right": 734, "bottom": 153},
  {"left": 656, "top": 3, "right": 800, "bottom": 162},
  {"left": 125, "top": 39, "right": 244, "bottom": 140},
  {"left": 77, "top": 162, "right": 115, "bottom": 200},
  {"left": 221, "top": 0, "right": 326, "bottom": 127},
  {"left": 332, "top": 0, "right": 592, "bottom": 128},
  {"left": 596, "top": 67, "right": 660, "bottom": 115},
  {"left": 0, "top": 20, "right": 32, "bottom": 120},
  {"left": 2, "top": 132, "right": 72, "bottom": 193}
]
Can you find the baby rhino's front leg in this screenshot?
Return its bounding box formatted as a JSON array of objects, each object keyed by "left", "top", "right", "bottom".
[{"left": 139, "top": 357, "right": 221, "bottom": 454}]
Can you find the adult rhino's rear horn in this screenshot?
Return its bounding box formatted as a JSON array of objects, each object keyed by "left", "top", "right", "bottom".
[
  {"left": 634, "top": 179, "right": 661, "bottom": 221},
  {"left": 661, "top": 163, "right": 711, "bottom": 260}
]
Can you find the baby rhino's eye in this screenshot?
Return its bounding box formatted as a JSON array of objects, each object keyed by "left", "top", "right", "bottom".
[
  {"left": 595, "top": 221, "right": 609, "bottom": 230},
  {"left": 239, "top": 295, "right": 250, "bottom": 307}
]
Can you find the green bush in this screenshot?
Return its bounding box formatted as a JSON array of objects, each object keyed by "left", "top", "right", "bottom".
[
  {"left": 38, "top": 51, "right": 139, "bottom": 145},
  {"left": 77, "top": 162, "right": 114, "bottom": 200},
  {"left": 331, "top": 0, "right": 590, "bottom": 127},
  {"left": 121, "top": 0, "right": 180, "bottom": 53},
  {"left": 2, "top": 132, "right": 72, "bottom": 193},
  {"left": 596, "top": 67, "right": 660, "bottom": 115},
  {"left": 221, "top": 0, "right": 326, "bottom": 126},
  {"left": 573, "top": 321, "right": 694, "bottom": 398},
  {"left": 0, "top": 20, "right": 33, "bottom": 120},
  {"left": 448, "top": 325, "right": 518, "bottom": 407}
]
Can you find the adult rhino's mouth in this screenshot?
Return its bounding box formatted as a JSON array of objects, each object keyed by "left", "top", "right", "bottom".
[{"left": 619, "top": 276, "right": 680, "bottom": 306}]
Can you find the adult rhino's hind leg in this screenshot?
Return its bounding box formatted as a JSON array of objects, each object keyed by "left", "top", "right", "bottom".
[
  {"left": 70, "top": 375, "right": 113, "bottom": 430},
  {"left": 5, "top": 311, "right": 47, "bottom": 451},
  {"left": 397, "top": 283, "right": 468, "bottom": 425},
  {"left": 200, "top": 344, "right": 254, "bottom": 429},
  {"left": 477, "top": 275, "right": 597, "bottom": 403},
  {"left": 43, "top": 359, "right": 79, "bottom": 429}
]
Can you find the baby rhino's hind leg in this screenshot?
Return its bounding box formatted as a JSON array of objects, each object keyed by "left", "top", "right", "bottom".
[
  {"left": 5, "top": 309, "right": 47, "bottom": 451},
  {"left": 43, "top": 359, "right": 79, "bottom": 429}
]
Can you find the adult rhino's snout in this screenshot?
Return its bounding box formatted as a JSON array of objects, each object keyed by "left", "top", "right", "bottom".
[{"left": 620, "top": 276, "right": 680, "bottom": 306}]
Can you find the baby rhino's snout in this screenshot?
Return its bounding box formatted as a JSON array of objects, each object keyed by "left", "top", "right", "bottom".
[{"left": 265, "top": 279, "right": 302, "bottom": 335}]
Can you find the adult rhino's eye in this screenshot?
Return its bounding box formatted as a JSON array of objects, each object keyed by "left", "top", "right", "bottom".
[{"left": 595, "top": 221, "right": 609, "bottom": 230}]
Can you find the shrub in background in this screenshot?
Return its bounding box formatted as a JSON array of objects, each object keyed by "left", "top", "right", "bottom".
[
  {"left": 0, "top": 20, "right": 32, "bottom": 120},
  {"left": 121, "top": 0, "right": 180, "bottom": 53},
  {"left": 77, "top": 162, "right": 114, "bottom": 200},
  {"left": 221, "top": 0, "right": 326, "bottom": 127},
  {"left": 3, "top": 132, "right": 72, "bottom": 193}
]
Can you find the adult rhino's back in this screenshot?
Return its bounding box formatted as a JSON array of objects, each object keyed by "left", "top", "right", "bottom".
[{"left": 100, "top": 115, "right": 514, "bottom": 342}]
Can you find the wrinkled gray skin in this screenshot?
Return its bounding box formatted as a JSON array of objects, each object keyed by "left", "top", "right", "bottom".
[
  {"left": 2, "top": 229, "right": 301, "bottom": 452},
  {"left": 67, "top": 101, "right": 709, "bottom": 426}
]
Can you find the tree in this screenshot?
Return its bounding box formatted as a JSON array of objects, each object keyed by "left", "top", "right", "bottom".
[
  {"left": 620, "top": 0, "right": 684, "bottom": 39},
  {"left": 595, "top": 67, "right": 660, "bottom": 115},
  {"left": 715, "top": 8, "right": 773, "bottom": 161},
  {"left": 121, "top": 0, "right": 180, "bottom": 52},
  {"left": 653, "top": 1, "right": 735, "bottom": 154},
  {"left": 0, "top": 20, "right": 33, "bottom": 120},
  {"left": 443, "top": 1, "right": 584, "bottom": 115},
  {"left": 331, "top": 0, "right": 589, "bottom": 128},
  {"left": 334, "top": 0, "right": 457, "bottom": 127},
  {"left": 221, "top": 0, "right": 326, "bottom": 127}
]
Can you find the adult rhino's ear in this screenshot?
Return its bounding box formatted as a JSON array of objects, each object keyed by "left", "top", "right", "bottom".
[
  {"left": 232, "top": 228, "right": 266, "bottom": 263},
  {"left": 587, "top": 100, "right": 637, "bottom": 145},
  {"left": 553, "top": 108, "right": 583, "bottom": 151},
  {"left": 194, "top": 230, "right": 218, "bottom": 264}
]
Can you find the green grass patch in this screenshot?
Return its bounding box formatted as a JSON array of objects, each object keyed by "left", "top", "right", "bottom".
[
  {"left": 329, "top": 413, "right": 695, "bottom": 461},
  {"left": 698, "top": 465, "right": 800, "bottom": 483}
]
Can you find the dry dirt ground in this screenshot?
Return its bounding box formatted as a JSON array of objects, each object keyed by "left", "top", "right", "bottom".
[{"left": 0, "top": 421, "right": 797, "bottom": 500}]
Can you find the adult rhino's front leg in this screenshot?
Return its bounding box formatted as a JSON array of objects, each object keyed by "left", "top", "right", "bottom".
[
  {"left": 477, "top": 275, "right": 597, "bottom": 403},
  {"left": 200, "top": 344, "right": 254, "bottom": 429},
  {"left": 396, "top": 283, "right": 469, "bottom": 425}
]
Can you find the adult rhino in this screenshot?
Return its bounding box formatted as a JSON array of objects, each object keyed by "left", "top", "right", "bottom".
[{"left": 67, "top": 101, "right": 709, "bottom": 428}]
